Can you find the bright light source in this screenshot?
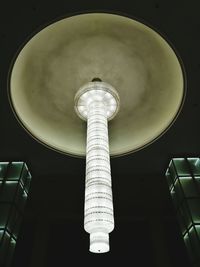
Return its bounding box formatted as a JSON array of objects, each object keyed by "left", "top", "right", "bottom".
[
  {"left": 90, "top": 232, "right": 109, "bottom": 253},
  {"left": 75, "top": 81, "right": 119, "bottom": 253}
]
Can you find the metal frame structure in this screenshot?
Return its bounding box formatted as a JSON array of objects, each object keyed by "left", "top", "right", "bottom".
[
  {"left": 0, "top": 162, "right": 31, "bottom": 267},
  {"left": 166, "top": 157, "right": 200, "bottom": 267}
]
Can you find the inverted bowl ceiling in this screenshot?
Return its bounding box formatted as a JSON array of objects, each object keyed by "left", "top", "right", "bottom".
[{"left": 9, "top": 13, "right": 186, "bottom": 157}]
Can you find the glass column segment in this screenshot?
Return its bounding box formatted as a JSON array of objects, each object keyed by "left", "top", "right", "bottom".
[
  {"left": 85, "top": 102, "right": 114, "bottom": 253},
  {"left": 74, "top": 81, "right": 120, "bottom": 253}
]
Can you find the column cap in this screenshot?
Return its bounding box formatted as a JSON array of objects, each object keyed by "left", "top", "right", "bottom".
[
  {"left": 90, "top": 232, "right": 110, "bottom": 253},
  {"left": 74, "top": 81, "right": 120, "bottom": 121}
]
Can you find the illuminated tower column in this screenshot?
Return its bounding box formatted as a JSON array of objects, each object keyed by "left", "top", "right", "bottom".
[{"left": 75, "top": 80, "right": 120, "bottom": 253}]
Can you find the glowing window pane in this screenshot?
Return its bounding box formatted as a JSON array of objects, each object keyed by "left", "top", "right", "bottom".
[
  {"left": 7, "top": 162, "right": 23, "bottom": 180},
  {"left": 173, "top": 158, "right": 190, "bottom": 176},
  {"left": 188, "top": 158, "right": 200, "bottom": 175}
]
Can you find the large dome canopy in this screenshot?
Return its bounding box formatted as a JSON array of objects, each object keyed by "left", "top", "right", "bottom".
[{"left": 9, "top": 13, "right": 185, "bottom": 157}]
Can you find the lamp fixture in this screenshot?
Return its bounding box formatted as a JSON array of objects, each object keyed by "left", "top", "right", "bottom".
[
  {"left": 8, "top": 12, "right": 186, "bottom": 253},
  {"left": 75, "top": 80, "right": 119, "bottom": 252}
]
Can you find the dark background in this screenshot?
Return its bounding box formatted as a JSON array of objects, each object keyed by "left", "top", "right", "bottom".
[{"left": 0, "top": 0, "right": 199, "bottom": 266}]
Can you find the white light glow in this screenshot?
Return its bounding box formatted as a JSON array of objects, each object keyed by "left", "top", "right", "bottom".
[
  {"left": 179, "top": 176, "right": 192, "bottom": 180},
  {"left": 78, "top": 106, "right": 85, "bottom": 112},
  {"left": 110, "top": 98, "right": 116, "bottom": 105},
  {"left": 75, "top": 82, "right": 119, "bottom": 121},
  {"left": 82, "top": 92, "right": 89, "bottom": 98},
  {"left": 107, "top": 111, "right": 111, "bottom": 117},
  {"left": 90, "top": 232, "right": 109, "bottom": 253},
  {"left": 110, "top": 105, "right": 116, "bottom": 112},
  {"left": 23, "top": 191, "right": 28, "bottom": 197},
  {"left": 84, "top": 103, "right": 114, "bottom": 252},
  {"left": 104, "top": 92, "right": 112, "bottom": 99},
  {"left": 11, "top": 238, "right": 16, "bottom": 244},
  {"left": 75, "top": 81, "right": 119, "bottom": 253},
  {"left": 83, "top": 111, "right": 88, "bottom": 117},
  {"left": 187, "top": 157, "right": 199, "bottom": 164}
]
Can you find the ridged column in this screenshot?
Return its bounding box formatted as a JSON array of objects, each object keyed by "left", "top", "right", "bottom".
[
  {"left": 74, "top": 80, "right": 119, "bottom": 253},
  {"left": 84, "top": 102, "right": 114, "bottom": 253}
]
